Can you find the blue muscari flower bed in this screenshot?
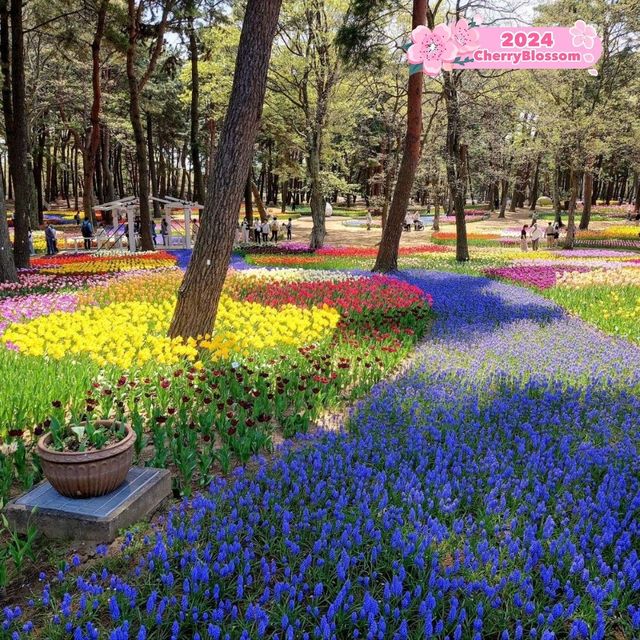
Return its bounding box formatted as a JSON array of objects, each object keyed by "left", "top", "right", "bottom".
[{"left": 3, "top": 272, "right": 640, "bottom": 640}]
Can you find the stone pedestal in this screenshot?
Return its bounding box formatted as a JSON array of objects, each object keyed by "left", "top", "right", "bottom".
[{"left": 4, "top": 467, "right": 171, "bottom": 542}]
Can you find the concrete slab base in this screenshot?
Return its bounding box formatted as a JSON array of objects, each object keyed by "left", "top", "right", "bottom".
[{"left": 4, "top": 467, "right": 171, "bottom": 543}]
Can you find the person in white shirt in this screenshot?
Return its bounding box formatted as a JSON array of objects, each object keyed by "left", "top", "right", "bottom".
[
  {"left": 261, "top": 219, "right": 270, "bottom": 243},
  {"left": 365, "top": 211, "right": 372, "bottom": 231},
  {"left": 530, "top": 222, "right": 543, "bottom": 251}
]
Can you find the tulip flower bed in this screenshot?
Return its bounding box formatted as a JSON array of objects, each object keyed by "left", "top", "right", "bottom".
[
  {"left": 544, "top": 268, "right": 640, "bottom": 343},
  {"left": 432, "top": 231, "right": 503, "bottom": 247},
  {"left": 243, "top": 245, "right": 472, "bottom": 272},
  {"left": 483, "top": 265, "right": 591, "bottom": 290},
  {"left": 33, "top": 251, "right": 177, "bottom": 275},
  {"left": 0, "top": 262, "right": 433, "bottom": 505},
  {"left": 235, "top": 242, "right": 314, "bottom": 256},
  {"left": 4, "top": 270, "right": 639, "bottom": 639}
]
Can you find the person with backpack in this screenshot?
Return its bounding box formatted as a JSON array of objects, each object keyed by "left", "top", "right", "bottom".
[
  {"left": 81, "top": 217, "right": 93, "bottom": 250},
  {"left": 44, "top": 222, "right": 57, "bottom": 255}
]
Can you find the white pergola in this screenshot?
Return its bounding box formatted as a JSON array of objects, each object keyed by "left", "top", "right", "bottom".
[
  {"left": 155, "top": 196, "right": 204, "bottom": 250},
  {"left": 93, "top": 197, "right": 203, "bottom": 252}
]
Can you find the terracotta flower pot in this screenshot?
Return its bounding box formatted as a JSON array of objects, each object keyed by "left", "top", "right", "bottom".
[{"left": 37, "top": 421, "right": 136, "bottom": 499}]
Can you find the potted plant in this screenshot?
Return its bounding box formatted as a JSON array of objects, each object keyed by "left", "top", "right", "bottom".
[{"left": 37, "top": 417, "right": 136, "bottom": 499}]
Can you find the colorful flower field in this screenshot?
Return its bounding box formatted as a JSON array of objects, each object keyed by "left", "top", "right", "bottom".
[
  {"left": 0, "top": 252, "right": 433, "bottom": 512},
  {"left": 1, "top": 235, "right": 640, "bottom": 639},
  {"left": 2, "top": 255, "right": 640, "bottom": 639}
]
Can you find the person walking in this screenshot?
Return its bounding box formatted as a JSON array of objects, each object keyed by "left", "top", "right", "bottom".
[
  {"left": 261, "top": 218, "right": 270, "bottom": 243},
  {"left": 285, "top": 218, "right": 293, "bottom": 240},
  {"left": 28, "top": 226, "right": 34, "bottom": 255},
  {"left": 520, "top": 224, "right": 529, "bottom": 251},
  {"left": 150, "top": 219, "right": 157, "bottom": 247},
  {"left": 81, "top": 217, "right": 94, "bottom": 250},
  {"left": 530, "top": 222, "right": 542, "bottom": 251},
  {"left": 271, "top": 216, "right": 278, "bottom": 242},
  {"left": 161, "top": 218, "right": 169, "bottom": 246},
  {"left": 365, "top": 211, "right": 372, "bottom": 231},
  {"left": 546, "top": 222, "right": 555, "bottom": 248}
]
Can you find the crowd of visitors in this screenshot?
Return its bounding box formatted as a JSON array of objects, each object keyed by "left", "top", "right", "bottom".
[
  {"left": 520, "top": 220, "right": 561, "bottom": 251},
  {"left": 240, "top": 215, "right": 292, "bottom": 244}
]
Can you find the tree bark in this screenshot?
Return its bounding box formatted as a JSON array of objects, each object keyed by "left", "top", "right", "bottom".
[
  {"left": 33, "top": 123, "right": 46, "bottom": 222},
  {"left": 499, "top": 179, "right": 509, "bottom": 218},
  {"left": 529, "top": 154, "right": 541, "bottom": 211},
  {"left": 147, "top": 112, "right": 161, "bottom": 218},
  {"left": 432, "top": 193, "right": 440, "bottom": 231},
  {"left": 308, "top": 137, "right": 326, "bottom": 249},
  {"left": 1, "top": 0, "right": 34, "bottom": 268},
  {"left": 373, "top": 0, "right": 427, "bottom": 272},
  {"left": 443, "top": 71, "right": 468, "bottom": 262},
  {"left": 169, "top": 0, "right": 283, "bottom": 339},
  {"left": 579, "top": 170, "right": 593, "bottom": 230},
  {"left": 126, "top": 0, "right": 170, "bottom": 251},
  {"left": 189, "top": 12, "right": 204, "bottom": 203},
  {"left": 251, "top": 181, "right": 268, "bottom": 222},
  {"left": 82, "top": 0, "right": 108, "bottom": 226},
  {"left": 102, "top": 126, "right": 115, "bottom": 202},
  {"left": 244, "top": 172, "right": 253, "bottom": 224},
  {"left": 564, "top": 169, "right": 578, "bottom": 249},
  {"left": 0, "top": 173, "right": 17, "bottom": 282},
  {"left": 552, "top": 163, "right": 563, "bottom": 226}
]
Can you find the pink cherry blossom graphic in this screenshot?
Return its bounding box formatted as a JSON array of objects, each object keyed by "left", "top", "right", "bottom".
[
  {"left": 569, "top": 20, "right": 597, "bottom": 49},
  {"left": 450, "top": 18, "right": 481, "bottom": 55},
  {"left": 407, "top": 24, "right": 457, "bottom": 77}
]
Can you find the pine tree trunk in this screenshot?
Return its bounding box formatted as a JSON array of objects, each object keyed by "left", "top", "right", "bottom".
[
  {"left": 147, "top": 112, "right": 161, "bottom": 218},
  {"left": 552, "top": 164, "right": 563, "bottom": 225},
  {"left": 579, "top": 170, "right": 592, "bottom": 230},
  {"left": 281, "top": 177, "right": 287, "bottom": 214},
  {"left": 82, "top": 1, "right": 107, "bottom": 226},
  {"left": 126, "top": 0, "right": 168, "bottom": 251},
  {"left": 443, "top": 70, "right": 468, "bottom": 262},
  {"left": 1, "top": 0, "right": 33, "bottom": 268},
  {"left": 564, "top": 169, "right": 578, "bottom": 249},
  {"left": 499, "top": 179, "right": 509, "bottom": 218},
  {"left": 244, "top": 172, "right": 253, "bottom": 225},
  {"left": 432, "top": 195, "right": 440, "bottom": 231},
  {"left": 189, "top": 13, "right": 204, "bottom": 203},
  {"left": 127, "top": 74, "right": 153, "bottom": 249},
  {"left": 0, "top": 175, "right": 17, "bottom": 282},
  {"left": 251, "top": 181, "right": 268, "bottom": 222},
  {"left": 33, "top": 124, "right": 45, "bottom": 222},
  {"left": 308, "top": 139, "right": 326, "bottom": 249},
  {"left": 373, "top": 0, "right": 426, "bottom": 272},
  {"left": 529, "top": 155, "right": 541, "bottom": 211},
  {"left": 169, "top": 0, "right": 283, "bottom": 339},
  {"left": 102, "top": 126, "right": 115, "bottom": 202}
]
